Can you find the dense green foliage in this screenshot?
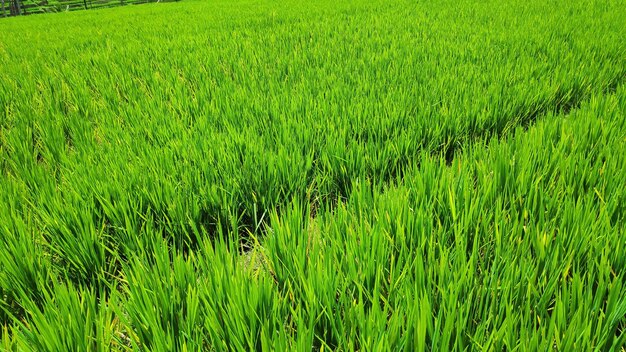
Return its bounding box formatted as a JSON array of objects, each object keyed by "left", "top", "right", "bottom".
[{"left": 1, "top": 0, "right": 625, "bottom": 350}]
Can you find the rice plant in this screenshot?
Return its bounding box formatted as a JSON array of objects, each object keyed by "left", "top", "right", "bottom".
[{"left": 1, "top": 0, "right": 625, "bottom": 350}]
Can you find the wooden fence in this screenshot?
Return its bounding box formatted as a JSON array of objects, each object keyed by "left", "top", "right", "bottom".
[{"left": 1, "top": 0, "right": 178, "bottom": 17}]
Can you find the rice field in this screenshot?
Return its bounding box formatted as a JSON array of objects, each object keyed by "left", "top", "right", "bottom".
[{"left": 0, "top": 0, "right": 625, "bottom": 350}]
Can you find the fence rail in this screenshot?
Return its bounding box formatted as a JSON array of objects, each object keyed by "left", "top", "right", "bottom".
[{"left": 1, "top": 0, "right": 177, "bottom": 17}]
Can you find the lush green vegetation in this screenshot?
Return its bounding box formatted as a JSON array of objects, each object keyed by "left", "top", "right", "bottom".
[{"left": 1, "top": 0, "right": 625, "bottom": 350}]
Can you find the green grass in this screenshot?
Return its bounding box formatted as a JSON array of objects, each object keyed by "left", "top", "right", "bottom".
[{"left": 1, "top": 0, "right": 625, "bottom": 350}]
